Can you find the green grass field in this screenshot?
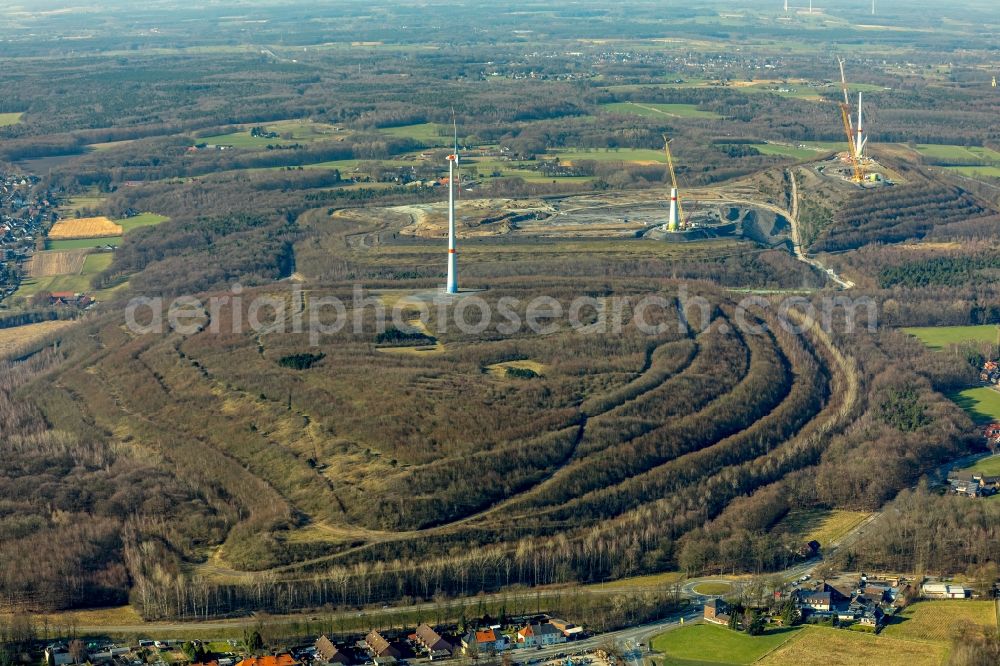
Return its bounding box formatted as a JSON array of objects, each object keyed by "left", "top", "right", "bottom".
[
  {"left": 82, "top": 253, "right": 114, "bottom": 274},
  {"left": 46, "top": 237, "right": 121, "bottom": 250},
  {"left": 305, "top": 158, "right": 373, "bottom": 171},
  {"left": 15, "top": 273, "right": 92, "bottom": 297},
  {"left": 601, "top": 101, "right": 721, "bottom": 119},
  {"left": 947, "top": 166, "right": 1000, "bottom": 179},
  {"left": 740, "top": 81, "right": 885, "bottom": 101},
  {"left": 301, "top": 155, "right": 592, "bottom": 183},
  {"left": 380, "top": 122, "right": 451, "bottom": 145},
  {"left": 947, "top": 387, "right": 1000, "bottom": 423},
  {"left": 200, "top": 131, "right": 282, "bottom": 148},
  {"left": 15, "top": 251, "right": 113, "bottom": 298},
  {"left": 800, "top": 141, "right": 849, "bottom": 151},
  {"left": 587, "top": 570, "right": 686, "bottom": 590},
  {"left": 58, "top": 193, "right": 107, "bottom": 215},
  {"left": 467, "top": 157, "right": 594, "bottom": 182},
  {"left": 738, "top": 85, "right": 823, "bottom": 100},
  {"left": 778, "top": 508, "right": 872, "bottom": 549},
  {"left": 882, "top": 600, "right": 997, "bottom": 644},
  {"left": 201, "top": 120, "right": 346, "bottom": 148},
  {"left": 692, "top": 582, "right": 732, "bottom": 596},
  {"left": 88, "top": 139, "right": 137, "bottom": 152},
  {"left": 652, "top": 623, "right": 800, "bottom": 666},
  {"left": 904, "top": 325, "right": 999, "bottom": 350},
  {"left": 0, "top": 112, "right": 23, "bottom": 126},
  {"left": 752, "top": 143, "right": 828, "bottom": 159},
  {"left": 914, "top": 144, "right": 1000, "bottom": 162},
  {"left": 758, "top": 625, "right": 945, "bottom": 666},
  {"left": 547, "top": 147, "right": 667, "bottom": 163},
  {"left": 967, "top": 454, "right": 1000, "bottom": 475},
  {"left": 118, "top": 213, "right": 169, "bottom": 233}
]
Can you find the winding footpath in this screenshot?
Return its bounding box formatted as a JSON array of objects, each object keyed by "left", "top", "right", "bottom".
[{"left": 785, "top": 169, "right": 855, "bottom": 290}]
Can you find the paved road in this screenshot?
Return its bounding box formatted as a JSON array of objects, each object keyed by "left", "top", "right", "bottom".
[{"left": 505, "top": 611, "right": 702, "bottom": 666}]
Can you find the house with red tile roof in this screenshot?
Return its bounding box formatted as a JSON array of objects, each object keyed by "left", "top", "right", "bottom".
[
  {"left": 461, "top": 628, "right": 505, "bottom": 655},
  {"left": 235, "top": 655, "right": 298, "bottom": 666}
]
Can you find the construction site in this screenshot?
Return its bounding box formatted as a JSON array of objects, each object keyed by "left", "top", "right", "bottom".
[{"left": 339, "top": 59, "right": 900, "bottom": 296}]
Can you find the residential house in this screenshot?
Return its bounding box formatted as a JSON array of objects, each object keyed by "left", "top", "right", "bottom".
[
  {"left": 315, "top": 636, "right": 352, "bottom": 665},
  {"left": 947, "top": 470, "right": 997, "bottom": 497},
  {"left": 364, "top": 631, "right": 401, "bottom": 659},
  {"left": 861, "top": 581, "right": 892, "bottom": 602},
  {"left": 413, "top": 624, "right": 452, "bottom": 660},
  {"left": 87, "top": 649, "right": 127, "bottom": 665},
  {"left": 46, "top": 291, "right": 93, "bottom": 307},
  {"left": 44, "top": 646, "right": 72, "bottom": 666},
  {"left": 516, "top": 623, "right": 566, "bottom": 647},
  {"left": 859, "top": 607, "right": 885, "bottom": 627},
  {"left": 984, "top": 423, "right": 1000, "bottom": 444},
  {"left": 921, "top": 583, "right": 970, "bottom": 599},
  {"left": 461, "top": 629, "right": 505, "bottom": 655},
  {"left": 798, "top": 590, "right": 833, "bottom": 613},
  {"left": 702, "top": 599, "right": 731, "bottom": 626},
  {"left": 838, "top": 594, "right": 880, "bottom": 623},
  {"left": 548, "top": 618, "right": 584, "bottom": 638},
  {"left": 798, "top": 540, "right": 821, "bottom": 558},
  {"left": 235, "top": 656, "right": 299, "bottom": 666},
  {"left": 795, "top": 577, "right": 890, "bottom": 628}
]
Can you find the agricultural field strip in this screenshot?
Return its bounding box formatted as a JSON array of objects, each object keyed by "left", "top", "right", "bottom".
[
  {"left": 48, "top": 216, "right": 123, "bottom": 239},
  {"left": 600, "top": 101, "right": 721, "bottom": 119},
  {"left": 882, "top": 600, "right": 998, "bottom": 645},
  {"left": 27, "top": 249, "right": 88, "bottom": 277}
]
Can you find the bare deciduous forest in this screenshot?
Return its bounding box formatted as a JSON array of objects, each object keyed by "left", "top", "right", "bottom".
[{"left": 0, "top": 0, "right": 998, "bottom": 620}]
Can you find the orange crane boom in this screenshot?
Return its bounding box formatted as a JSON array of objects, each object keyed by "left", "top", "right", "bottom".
[{"left": 837, "top": 58, "right": 865, "bottom": 184}]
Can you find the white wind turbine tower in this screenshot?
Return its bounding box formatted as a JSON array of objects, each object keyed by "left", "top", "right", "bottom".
[
  {"left": 872, "top": 0, "right": 877, "bottom": 16},
  {"left": 445, "top": 113, "right": 459, "bottom": 294},
  {"left": 855, "top": 92, "right": 867, "bottom": 157}
]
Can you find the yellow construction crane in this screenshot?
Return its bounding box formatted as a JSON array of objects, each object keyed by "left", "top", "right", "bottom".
[
  {"left": 663, "top": 135, "right": 687, "bottom": 230},
  {"left": 837, "top": 58, "right": 865, "bottom": 184},
  {"left": 839, "top": 102, "right": 864, "bottom": 184}
]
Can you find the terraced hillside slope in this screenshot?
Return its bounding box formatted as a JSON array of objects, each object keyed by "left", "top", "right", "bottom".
[{"left": 1, "top": 199, "right": 976, "bottom": 619}]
